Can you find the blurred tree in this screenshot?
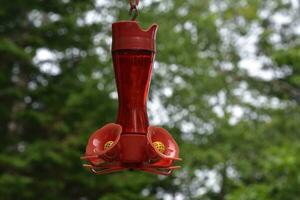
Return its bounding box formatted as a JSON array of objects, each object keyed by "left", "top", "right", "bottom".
[{"left": 0, "top": 0, "right": 299, "bottom": 200}]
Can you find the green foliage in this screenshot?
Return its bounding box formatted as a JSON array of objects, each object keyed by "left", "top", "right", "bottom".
[{"left": 1, "top": 0, "right": 300, "bottom": 199}]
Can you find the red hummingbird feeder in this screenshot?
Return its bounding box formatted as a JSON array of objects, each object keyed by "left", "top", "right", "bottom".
[{"left": 81, "top": 0, "right": 181, "bottom": 175}]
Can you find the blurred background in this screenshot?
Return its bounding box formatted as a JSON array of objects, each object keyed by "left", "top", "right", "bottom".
[{"left": 1, "top": 0, "right": 300, "bottom": 199}]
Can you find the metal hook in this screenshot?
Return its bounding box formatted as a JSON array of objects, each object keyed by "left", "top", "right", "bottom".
[
  {"left": 129, "top": 6, "right": 139, "bottom": 21},
  {"left": 128, "top": 0, "right": 139, "bottom": 20},
  {"left": 128, "top": 0, "right": 139, "bottom": 7}
]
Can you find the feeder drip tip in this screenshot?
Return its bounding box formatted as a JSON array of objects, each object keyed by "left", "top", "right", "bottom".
[{"left": 128, "top": 0, "right": 139, "bottom": 20}]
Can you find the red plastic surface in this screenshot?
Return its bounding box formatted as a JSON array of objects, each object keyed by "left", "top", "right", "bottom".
[
  {"left": 82, "top": 21, "right": 181, "bottom": 175},
  {"left": 112, "top": 21, "right": 158, "bottom": 52},
  {"left": 120, "top": 134, "right": 147, "bottom": 162},
  {"left": 113, "top": 50, "right": 153, "bottom": 134}
]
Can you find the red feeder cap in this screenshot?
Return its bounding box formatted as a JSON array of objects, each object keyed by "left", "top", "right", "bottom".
[{"left": 112, "top": 21, "right": 158, "bottom": 52}]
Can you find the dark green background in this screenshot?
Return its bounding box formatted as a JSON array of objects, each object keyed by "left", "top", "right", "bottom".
[{"left": 1, "top": 0, "right": 300, "bottom": 199}]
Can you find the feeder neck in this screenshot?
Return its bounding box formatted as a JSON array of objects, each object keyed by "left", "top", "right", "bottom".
[{"left": 112, "top": 50, "right": 154, "bottom": 134}]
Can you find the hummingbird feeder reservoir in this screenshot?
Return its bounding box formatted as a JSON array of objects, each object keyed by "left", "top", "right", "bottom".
[{"left": 81, "top": 0, "right": 181, "bottom": 175}]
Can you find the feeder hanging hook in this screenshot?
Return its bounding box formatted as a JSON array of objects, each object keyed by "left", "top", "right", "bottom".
[{"left": 128, "top": 0, "right": 139, "bottom": 20}]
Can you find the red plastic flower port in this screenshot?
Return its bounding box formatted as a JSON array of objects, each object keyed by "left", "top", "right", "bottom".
[{"left": 81, "top": 21, "right": 181, "bottom": 175}]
